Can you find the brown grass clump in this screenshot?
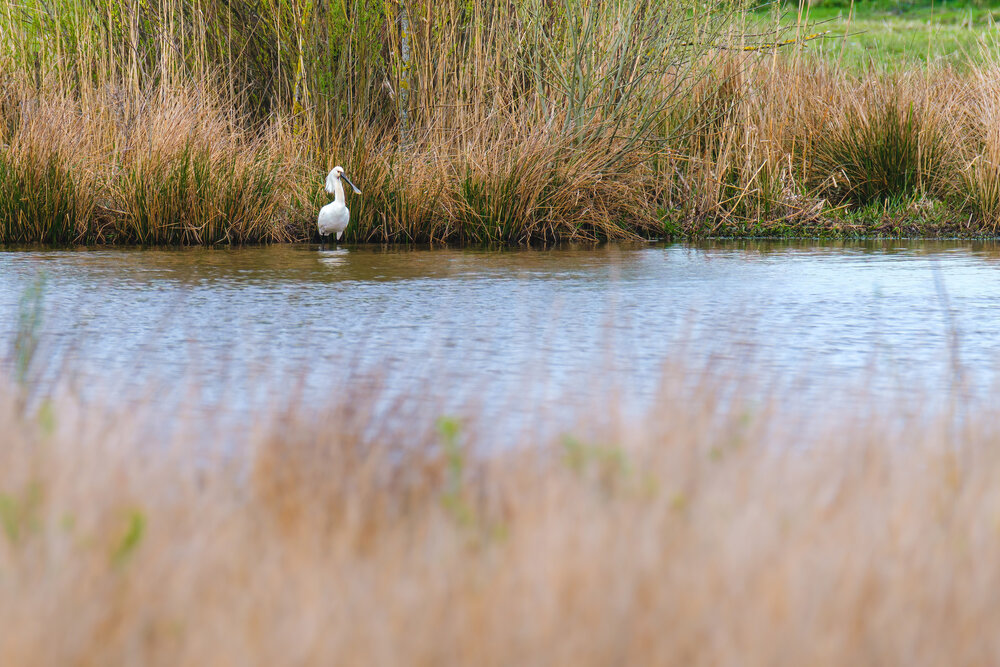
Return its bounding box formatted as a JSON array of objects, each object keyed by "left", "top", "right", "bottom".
[
  {"left": 2, "top": 365, "right": 1000, "bottom": 664},
  {"left": 0, "top": 78, "right": 305, "bottom": 244},
  {"left": 955, "top": 53, "right": 1000, "bottom": 231}
]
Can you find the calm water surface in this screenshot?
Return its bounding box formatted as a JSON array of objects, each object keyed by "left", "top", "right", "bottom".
[{"left": 2, "top": 241, "right": 998, "bottom": 432}]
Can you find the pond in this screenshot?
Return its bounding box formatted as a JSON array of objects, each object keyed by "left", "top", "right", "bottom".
[{"left": 2, "top": 241, "right": 998, "bottom": 437}]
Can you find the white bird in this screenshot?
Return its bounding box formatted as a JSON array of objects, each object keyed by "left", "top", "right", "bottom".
[{"left": 318, "top": 166, "right": 361, "bottom": 241}]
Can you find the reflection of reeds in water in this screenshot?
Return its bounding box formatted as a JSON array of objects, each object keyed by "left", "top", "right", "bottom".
[{"left": 1, "top": 362, "right": 997, "bottom": 664}]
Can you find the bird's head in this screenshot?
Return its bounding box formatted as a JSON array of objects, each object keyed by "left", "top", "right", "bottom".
[{"left": 325, "top": 166, "right": 362, "bottom": 195}]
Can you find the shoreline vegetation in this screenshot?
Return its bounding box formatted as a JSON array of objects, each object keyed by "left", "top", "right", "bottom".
[
  {"left": 4, "top": 362, "right": 1000, "bottom": 663},
  {"left": 2, "top": 1, "right": 1000, "bottom": 246}
]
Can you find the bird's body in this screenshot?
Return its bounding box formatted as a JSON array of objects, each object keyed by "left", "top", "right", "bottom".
[
  {"left": 318, "top": 200, "right": 350, "bottom": 240},
  {"left": 317, "top": 166, "right": 361, "bottom": 242}
]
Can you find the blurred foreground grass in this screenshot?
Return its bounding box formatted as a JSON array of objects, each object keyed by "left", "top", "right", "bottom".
[{"left": 1, "top": 356, "right": 998, "bottom": 664}]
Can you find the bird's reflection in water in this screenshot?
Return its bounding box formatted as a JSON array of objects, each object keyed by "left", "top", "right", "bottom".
[{"left": 318, "top": 248, "right": 349, "bottom": 269}]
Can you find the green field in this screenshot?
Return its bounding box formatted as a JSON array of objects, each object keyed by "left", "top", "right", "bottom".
[{"left": 757, "top": 0, "right": 1000, "bottom": 68}]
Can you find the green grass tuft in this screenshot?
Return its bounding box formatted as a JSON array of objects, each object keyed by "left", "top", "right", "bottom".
[
  {"left": 812, "top": 96, "right": 945, "bottom": 206},
  {"left": 0, "top": 149, "right": 82, "bottom": 244}
]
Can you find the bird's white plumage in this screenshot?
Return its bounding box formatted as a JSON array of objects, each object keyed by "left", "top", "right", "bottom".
[
  {"left": 318, "top": 200, "right": 349, "bottom": 240},
  {"left": 318, "top": 166, "right": 358, "bottom": 241},
  {"left": 325, "top": 169, "right": 340, "bottom": 195}
]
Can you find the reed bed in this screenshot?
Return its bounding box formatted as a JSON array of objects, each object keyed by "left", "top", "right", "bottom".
[
  {"left": 1, "top": 359, "right": 999, "bottom": 664},
  {"left": 2, "top": 1, "right": 1000, "bottom": 244}
]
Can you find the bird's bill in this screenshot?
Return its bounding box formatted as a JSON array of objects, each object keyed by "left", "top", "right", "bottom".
[{"left": 342, "top": 174, "right": 362, "bottom": 195}]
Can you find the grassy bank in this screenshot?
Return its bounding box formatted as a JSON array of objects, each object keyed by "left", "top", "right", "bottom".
[
  {"left": 2, "top": 360, "right": 999, "bottom": 663},
  {"left": 2, "top": 0, "right": 1000, "bottom": 245}
]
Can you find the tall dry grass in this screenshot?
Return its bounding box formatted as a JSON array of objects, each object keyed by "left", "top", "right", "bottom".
[
  {"left": 2, "top": 361, "right": 999, "bottom": 664},
  {"left": 0, "top": 0, "right": 737, "bottom": 244},
  {"left": 0, "top": 79, "right": 304, "bottom": 244},
  {"left": 4, "top": 1, "right": 1000, "bottom": 244}
]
